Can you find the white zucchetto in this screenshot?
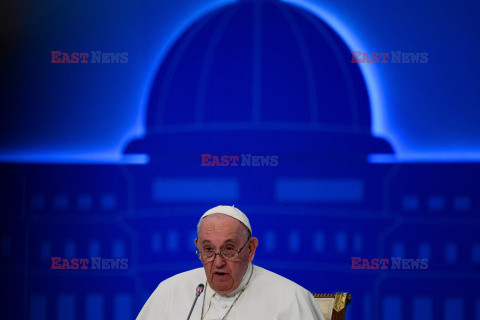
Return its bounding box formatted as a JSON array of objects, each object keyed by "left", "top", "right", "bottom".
[{"left": 201, "top": 205, "right": 252, "bottom": 235}]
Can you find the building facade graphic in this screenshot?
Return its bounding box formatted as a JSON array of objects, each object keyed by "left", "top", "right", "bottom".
[{"left": 1, "top": 1, "right": 479, "bottom": 320}]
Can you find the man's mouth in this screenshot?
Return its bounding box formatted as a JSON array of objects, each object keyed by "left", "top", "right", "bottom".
[{"left": 213, "top": 271, "right": 228, "bottom": 278}]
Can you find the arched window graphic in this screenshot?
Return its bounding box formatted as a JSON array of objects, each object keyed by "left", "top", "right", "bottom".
[{"left": 125, "top": 0, "right": 393, "bottom": 160}]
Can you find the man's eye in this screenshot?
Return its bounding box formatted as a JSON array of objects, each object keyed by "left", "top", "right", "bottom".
[
  {"left": 204, "top": 248, "right": 213, "bottom": 252},
  {"left": 224, "top": 247, "right": 235, "bottom": 251}
]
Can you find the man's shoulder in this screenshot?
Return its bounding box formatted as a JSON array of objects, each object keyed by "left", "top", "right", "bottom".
[{"left": 252, "top": 265, "right": 312, "bottom": 295}]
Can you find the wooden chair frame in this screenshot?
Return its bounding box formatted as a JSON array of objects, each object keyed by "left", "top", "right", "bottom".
[{"left": 313, "top": 292, "right": 352, "bottom": 320}]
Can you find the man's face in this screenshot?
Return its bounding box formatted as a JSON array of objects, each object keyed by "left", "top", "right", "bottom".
[{"left": 195, "top": 214, "right": 258, "bottom": 295}]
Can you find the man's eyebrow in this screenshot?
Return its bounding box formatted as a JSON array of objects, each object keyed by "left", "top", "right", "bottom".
[{"left": 200, "top": 239, "right": 237, "bottom": 244}]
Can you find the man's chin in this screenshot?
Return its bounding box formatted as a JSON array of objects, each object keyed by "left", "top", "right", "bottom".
[{"left": 210, "top": 279, "right": 235, "bottom": 294}]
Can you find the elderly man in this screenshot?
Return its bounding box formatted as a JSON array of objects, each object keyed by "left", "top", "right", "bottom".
[{"left": 136, "top": 205, "right": 325, "bottom": 320}]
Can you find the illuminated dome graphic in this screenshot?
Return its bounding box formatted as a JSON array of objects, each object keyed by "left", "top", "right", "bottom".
[{"left": 125, "top": 0, "right": 393, "bottom": 159}]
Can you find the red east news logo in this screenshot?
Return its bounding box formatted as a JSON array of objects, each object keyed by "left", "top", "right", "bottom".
[
  {"left": 51, "top": 257, "right": 128, "bottom": 269},
  {"left": 351, "top": 51, "right": 428, "bottom": 63},
  {"left": 201, "top": 153, "right": 279, "bottom": 167},
  {"left": 51, "top": 51, "right": 128, "bottom": 63},
  {"left": 351, "top": 256, "right": 429, "bottom": 270}
]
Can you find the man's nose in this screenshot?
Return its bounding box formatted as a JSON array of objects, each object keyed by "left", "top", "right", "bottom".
[{"left": 213, "top": 252, "right": 226, "bottom": 266}]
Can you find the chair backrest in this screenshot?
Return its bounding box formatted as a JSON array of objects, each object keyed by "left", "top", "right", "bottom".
[{"left": 313, "top": 293, "right": 352, "bottom": 320}]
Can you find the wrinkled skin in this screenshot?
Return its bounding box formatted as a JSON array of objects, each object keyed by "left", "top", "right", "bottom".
[{"left": 195, "top": 214, "right": 258, "bottom": 294}]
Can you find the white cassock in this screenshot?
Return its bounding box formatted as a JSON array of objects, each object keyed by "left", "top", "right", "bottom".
[{"left": 136, "top": 263, "right": 326, "bottom": 320}]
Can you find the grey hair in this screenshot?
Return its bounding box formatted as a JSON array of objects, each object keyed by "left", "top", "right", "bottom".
[{"left": 196, "top": 213, "right": 251, "bottom": 239}]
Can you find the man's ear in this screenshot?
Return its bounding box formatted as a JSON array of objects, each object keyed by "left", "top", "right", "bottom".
[
  {"left": 247, "top": 237, "right": 259, "bottom": 262},
  {"left": 194, "top": 238, "right": 198, "bottom": 249}
]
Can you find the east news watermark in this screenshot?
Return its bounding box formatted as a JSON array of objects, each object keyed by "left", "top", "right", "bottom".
[
  {"left": 201, "top": 154, "right": 279, "bottom": 167},
  {"left": 51, "top": 51, "right": 128, "bottom": 63},
  {"left": 351, "top": 256, "right": 429, "bottom": 270},
  {"left": 351, "top": 51, "right": 428, "bottom": 63},
  {"left": 51, "top": 257, "right": 128, "bottom": 270}
]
